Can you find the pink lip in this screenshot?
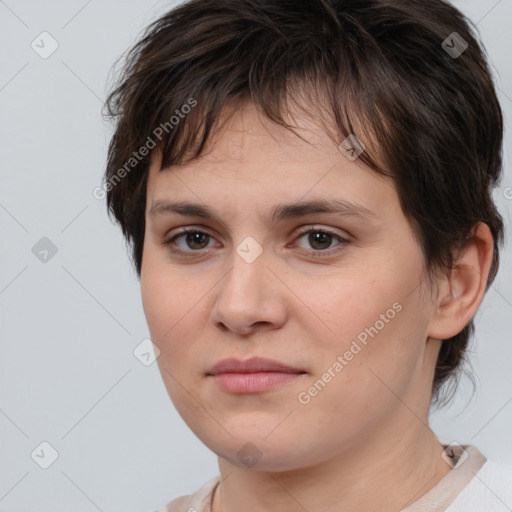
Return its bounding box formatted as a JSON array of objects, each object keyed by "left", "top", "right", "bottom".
[{"left": 207, "top": 357, "right": 306, "bottom": 394}]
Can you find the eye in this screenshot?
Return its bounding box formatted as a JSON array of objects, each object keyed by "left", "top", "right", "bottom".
[
  {"left": 162, "top": 226, "right": 350, "bottom": 259},
  {"left": 163, "top": 228, "right": 216, "bottom": 256},
  {"left": 292, "top": 227, "right": 349, "bottom": 255}
]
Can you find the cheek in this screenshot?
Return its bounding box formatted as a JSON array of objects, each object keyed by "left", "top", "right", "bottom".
[
  {"left": 141, "top": 262, "right": 205, "bottom": 413},
  {"left": 140, "top": 251, "right": 213, "bottom": 372},
  {"left": 298, "top": 255, "right": 427, "bottom": 397},
  {"left": 140, "top": 262, "right": 169, "bottom": 340},
  {"left": 141, "top": 250, "right": 188, "bottom": 350},
  {"left": 293, "top": 265, "right": 401, "bottom": 354}
]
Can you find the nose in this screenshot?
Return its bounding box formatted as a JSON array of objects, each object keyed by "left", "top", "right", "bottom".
[{"left": 210, "top": 247, "right": 289, "bottom": 336}]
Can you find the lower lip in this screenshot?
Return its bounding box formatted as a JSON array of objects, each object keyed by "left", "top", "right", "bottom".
[{"left": 210, "top": 372, "right": 304, "bottom": 393}]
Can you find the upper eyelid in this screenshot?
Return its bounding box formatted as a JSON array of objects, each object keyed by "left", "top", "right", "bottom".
[
  {"left": 294, "top": 225, "right": 350, "bottom": 239},
  {"left": 167, "top": 224, "right": 349, "bottom": 240},
  {"left": 291, "top": 228, "right": 349, "bottom": 250},
  {"left": 166, "top": 225, "right": 349, "bottom": 250}
]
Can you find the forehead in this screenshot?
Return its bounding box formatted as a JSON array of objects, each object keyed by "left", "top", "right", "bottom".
[
  {"left": 145, "top": 101, "right": 397, "bottom": 222},
  {"left": 151, "top": 101, "right": 335, "bottom": 171},
  {"left": 151, "top": 101, "right": 372, "bottom": 177}
]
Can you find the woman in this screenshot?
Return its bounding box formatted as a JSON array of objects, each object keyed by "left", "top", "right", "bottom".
[{"left": 103, "top": 1, "right": 512, "bottom": 510}]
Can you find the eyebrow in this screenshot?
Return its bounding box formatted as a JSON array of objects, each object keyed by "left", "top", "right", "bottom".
[{"left": 148, "top": 199, "right": 377, "bottom": 223}]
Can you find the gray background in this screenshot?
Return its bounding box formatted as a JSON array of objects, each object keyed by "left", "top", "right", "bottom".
[{"left": 0, "top": 1, "right": 511, "bottom": 511}]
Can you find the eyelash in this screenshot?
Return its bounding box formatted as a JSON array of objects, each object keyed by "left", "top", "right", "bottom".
[{"left": 162, "top": 226, "right": 350, "bottom": 258}]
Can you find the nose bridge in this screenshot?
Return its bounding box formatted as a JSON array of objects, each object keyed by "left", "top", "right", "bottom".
[
  {"left": 211, "top": 238, "right": 287, "bottom": 333},
  {"left": 222, "top": 241, "right": 268, "bottom": 306}
]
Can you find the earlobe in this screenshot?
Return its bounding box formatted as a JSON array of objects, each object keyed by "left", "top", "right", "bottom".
[{"left": 428, "top": 223, "right": 494, "bottom": 341}]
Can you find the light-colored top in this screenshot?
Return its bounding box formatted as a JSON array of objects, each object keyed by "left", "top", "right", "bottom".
[{"left": 155, "top": 444, "right": 512, "bottom": 512}]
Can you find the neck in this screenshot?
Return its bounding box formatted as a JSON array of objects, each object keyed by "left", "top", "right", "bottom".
[{"left": 212, "top": 416, "right": 451, "bottom": 512}]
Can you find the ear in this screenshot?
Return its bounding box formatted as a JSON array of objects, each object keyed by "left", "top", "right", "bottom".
[{"left": 428, "top": 222, "right": 495, "bottom": 340}]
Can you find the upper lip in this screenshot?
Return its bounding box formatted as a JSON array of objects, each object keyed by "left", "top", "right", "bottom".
[{"left": 207, "top": 357, "right": 305, "bottom": 376}]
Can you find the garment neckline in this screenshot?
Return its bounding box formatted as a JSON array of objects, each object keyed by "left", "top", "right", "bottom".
[
  {"left": 400, "top": 444, "right": 487, "bottom": 511},
  {"left": 192, "top": 444, "right": 486, "bottom": 512}
]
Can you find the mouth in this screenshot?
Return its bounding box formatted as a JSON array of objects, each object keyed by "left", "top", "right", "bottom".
[{"left": 207, "top": 357, "right": 307, "bottom": 394}]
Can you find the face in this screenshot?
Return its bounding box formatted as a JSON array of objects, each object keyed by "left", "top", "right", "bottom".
[{"left": 141, "top": 101, "right": 440, "bottom": 472}]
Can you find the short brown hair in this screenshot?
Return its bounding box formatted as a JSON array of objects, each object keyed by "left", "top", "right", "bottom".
[{"left": 103, "top": 0, "right": 505, "bottom": 405}]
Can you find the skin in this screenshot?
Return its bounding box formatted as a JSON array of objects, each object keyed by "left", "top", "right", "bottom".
[{"left": 140, "top": 100, "right": 494, "bottom": 512}]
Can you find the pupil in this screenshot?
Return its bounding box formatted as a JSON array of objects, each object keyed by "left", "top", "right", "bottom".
[
  {"left": 188, "top": 232, "right": 208, "bottom": 249},
  {"left": 309, "top": 232, "right": 331, "bottom": 250}
]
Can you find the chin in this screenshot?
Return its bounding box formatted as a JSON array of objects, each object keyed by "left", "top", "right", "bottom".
[
  {"left": 215, "top": 442, "right": 297, "bottom": 471},
  {"left": 198, "top": 429, "right": 317, "bottom": 473}
]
